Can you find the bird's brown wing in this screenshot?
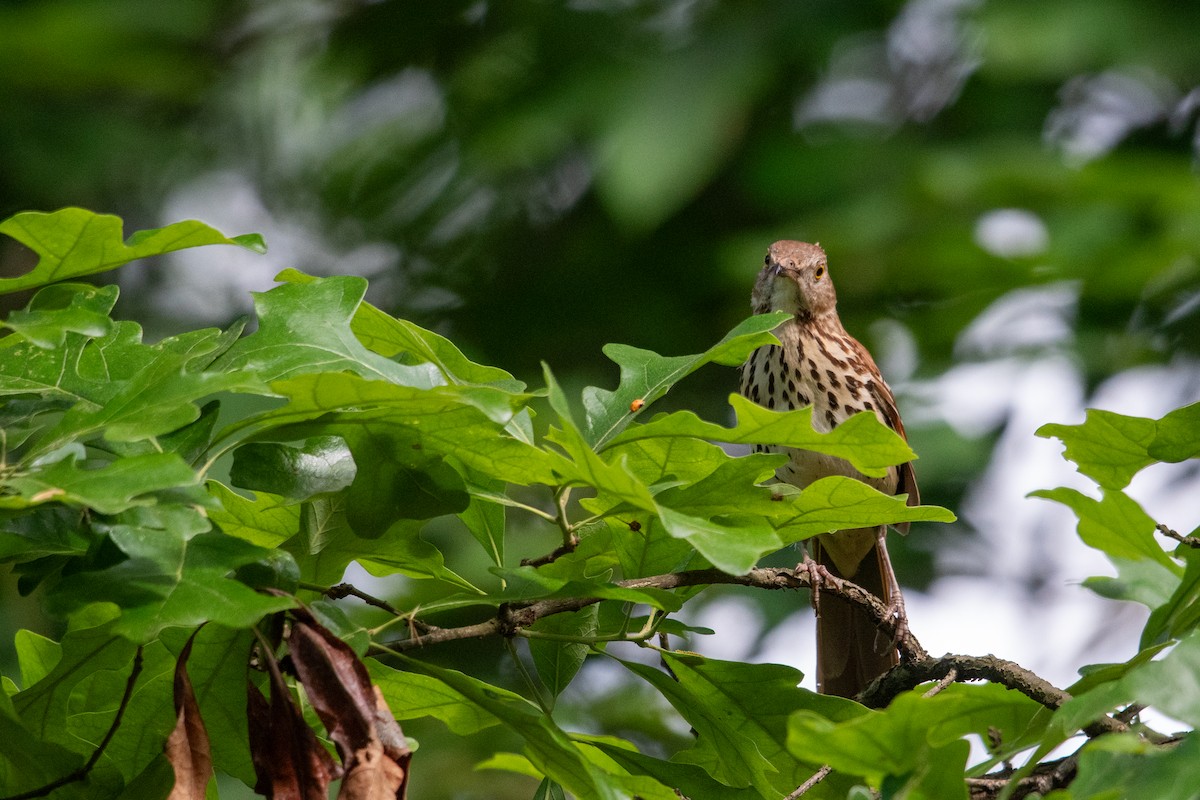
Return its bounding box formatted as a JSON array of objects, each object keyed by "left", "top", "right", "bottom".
[{"left": 851, "top": 338, "right": 920, "bottom": 529}]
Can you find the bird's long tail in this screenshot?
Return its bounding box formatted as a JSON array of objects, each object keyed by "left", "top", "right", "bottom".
[{"left": 811, "top": 529, "right": 899, "bottom": 698}]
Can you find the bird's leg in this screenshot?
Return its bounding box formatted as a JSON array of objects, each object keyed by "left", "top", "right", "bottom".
[{"left": 876, "top": 527, "right": 909, "bottom": 648}]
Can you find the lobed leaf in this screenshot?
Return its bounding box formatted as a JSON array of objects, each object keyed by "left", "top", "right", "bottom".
[
  {"left": 1030, "top": 487, "right": 1177, "bottom": 571},
  {"left": 1, "top": 283, "right": 115, "bottom": 348},
  {"left": 1037, "top": 410, "right": 1157, "bottom": 490},
  {"left": 786, "top": 684, "right": 1036, "bottom": 793},
  {"left": 582, "top": 312, "right": 789, "bottom": 448},
  {"left": 0, "top": 208, "right": 264, "bottom": 295},
  {"left": 620, "top": 653, "right": 862, "bottom": 795},
  {"left": 212, "top": 275, "right": 443, "bottom": 387},
  {"left": 608, "top": 394, "right": 914, "bottom": 477},
  {"left": 276, "top": 268, "right": 525, "bottom": 390},
  {"left": 1037, "top": 401, "right": 1200, "bottom": 491},
  {"left": 2, "top": 452, "right": 201, "bottom": 514},
  {"left": 390, "top": 653, "right": 628, "bottom": 800}
]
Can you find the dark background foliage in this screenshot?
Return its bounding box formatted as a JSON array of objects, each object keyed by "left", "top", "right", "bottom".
[{"left": 2, "top": 1, "right": 1199, "bottom": 797}]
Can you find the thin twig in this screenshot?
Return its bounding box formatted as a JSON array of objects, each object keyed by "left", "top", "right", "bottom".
[
  {"left": 520, "top": 536, "right": 579, "bottom": 568},
  {"left": 922, "top": 666, "right": 959, "bottom": 697},
  {"left": 3, "top": 646, "right": 144, "bottom": 800},
  {"left": 784, "top": 765, "right": 832, "bottom": 799},
  {"left": 1156, "top": 523, "right": 1200, "bottom": 548},
  {"left": 323, "top": 582, "right": 399, "bottom": 614}
]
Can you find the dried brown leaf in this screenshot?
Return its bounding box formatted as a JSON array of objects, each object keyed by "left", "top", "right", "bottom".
[
  {"left": 288, "top": 609, "right": 411, "bottom": 799},
  {"left": 247, "top": 637, "right": 341, "bottom": 800},
  {"left": 166, "top": 631, "right": 213, "bottom": 800}
]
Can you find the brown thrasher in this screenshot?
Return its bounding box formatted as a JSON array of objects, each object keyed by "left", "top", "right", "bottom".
[{"left": 739, "top": 240, "right": 919, "bottom": 698}]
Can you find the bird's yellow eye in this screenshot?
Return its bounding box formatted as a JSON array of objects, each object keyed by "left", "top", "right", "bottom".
[{"left": 814, "top": 266, "right": 825, "bottom": 279}]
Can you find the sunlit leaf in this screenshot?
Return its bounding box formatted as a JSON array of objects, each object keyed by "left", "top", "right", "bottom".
[
  {"left": 277, "top": 268, "right": 525, "bottom": 390},
  {"left": 1030, "top": 487, "right": 1177, "bottom": 570},
  {"left": 212, "top": 275, "right": 443, "bottom": 386},
  {"left": 1037, "top": 410, "right": 1157, "bottom": 490},
  {"left": 2, "top": 452, "right": 201, "bottom": 514},
  {"left": 582, "top": 312, "right": 788, "bottom": 447},
  {"left": 0, "top": 208, "right": 264, "bottom": 295},
  {"left": 609, "top": 394, "right": 914, "bottom": 478}
]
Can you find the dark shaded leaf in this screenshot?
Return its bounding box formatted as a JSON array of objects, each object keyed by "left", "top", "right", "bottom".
[{"left": 230, "top": 436, "right": 357, "bottom": 499}]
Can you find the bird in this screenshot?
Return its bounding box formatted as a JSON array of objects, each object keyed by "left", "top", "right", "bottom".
[{"left": 738, "top": 240, "right": 919, "bottom": 698}]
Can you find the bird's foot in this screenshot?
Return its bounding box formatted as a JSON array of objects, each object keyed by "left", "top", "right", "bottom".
[
  {"left": 884, "top": 591, "right": 910, "bottom": 651},
  {"left": 796, "top": 554, "right": 836, "bottom": 617}
]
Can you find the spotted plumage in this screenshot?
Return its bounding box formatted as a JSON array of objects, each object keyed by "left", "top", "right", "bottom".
[{"left": 738, "top": 240, "right": 919, "bottom": 698}]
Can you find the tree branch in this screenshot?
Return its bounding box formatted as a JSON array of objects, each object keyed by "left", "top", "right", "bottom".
[
  {"left": 857, "top": 653, "right": 1127, "bottom": 735},
  {"left": 382, "top": 566, "right": 925, "bottom": 657}
]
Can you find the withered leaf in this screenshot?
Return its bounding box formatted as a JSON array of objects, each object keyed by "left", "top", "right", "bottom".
[
  {"left": 288, "top": 609, "right": 411, "bottom": 799},
  {"left": 247, "top": 636, "right": 341, "bottom": 800},
  {"left": 166, "top": 630, "right": 213, "bottom": 800}
]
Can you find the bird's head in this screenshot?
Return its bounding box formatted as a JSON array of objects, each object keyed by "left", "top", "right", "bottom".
[{"left": 751, "top": 240, "right": 837, "bottom": 318}]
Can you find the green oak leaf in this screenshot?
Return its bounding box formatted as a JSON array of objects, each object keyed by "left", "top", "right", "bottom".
[
  {"left": 655, "top": 506, "right": 781, "bottom": 575},
  {"left": 459, "top": 474, "right": 507, "bottom": 566},
  {"left": 206, "top": 482, "right": 301, "bottom": 548},
  {"left": 1142, "top": 548, "right": 1200, "bottom": 648},
  {"left": 1030, "top": 487, "right": 1178, "bottom": 571},
  {"left": 773, "top": 476, "right": 956, "bottom": 544},
  {"left": 0, "top": 207, "right": 265, "bottom": 295},
  {"left": 530, "top": 605, "right": 599, "bottom": 699},
  {"left": 367, "top": 660, "right": 498, "bottom": 735},
  {"left": 608, "top": 393, "right": 914, "bottom": 478},
  {"left": 1, "top": 283, "right": 115, "bottom": 348},
  {"left": 620, "top": 653, "right": 862, "bottom": 795},
  {"left": 42, "top": 506, "right": 295, "bottom": 640},
  {"left": 334, "top": 427, "right": 469, "bottom": 533},
  {"left": 285, "top": 495, "right": 479, "bottom": 592},
  {"left": 582, "top": 312, "right": 789, "bottom": 447},
  {"left": 1148, "top": 401, "right": 1200, "bottom": 463},
  {"left": 583, "top": 737, "right": 763, "bottom": 800},
  {"left": 12, "top": 615, "right": 138, "bottom": 748},
  {"left": 0, "top": 699, "right": 89, "bottom": 795},
  {"left": 2, "top": 452, "right": 201, "bottom": 514},
  {"left": 0, "top": 505, "right": 91, "bottom": 563},
  {"left": 13, "top": 629, "right": 61, "bottom": 688},
  {"left": 229, "top": 436, "right": 357, "bottom": 500},
  {"left": 222, "top": 372, "right": 558, "bottom": 486},
  {"left": 276, "top": 268, "right": 525, "bottom": 390},
  {"left": 389, "top": 653, "right": 628, "bottom": 800},
  {"left": 787, "top": 684, "right": 1036, "bottom": 792},
  {"left": 212, "top": 275, "right": 443, "bottom": 386},
  {"left": 1037, "top": 410, "right": 1157, "bottom": 490},
  {"left": 1069, "top": 733, "right": 1200, "bottom": 800},
  {"left": 67, "top": 639, "right": 176, "bottom": 781}
]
